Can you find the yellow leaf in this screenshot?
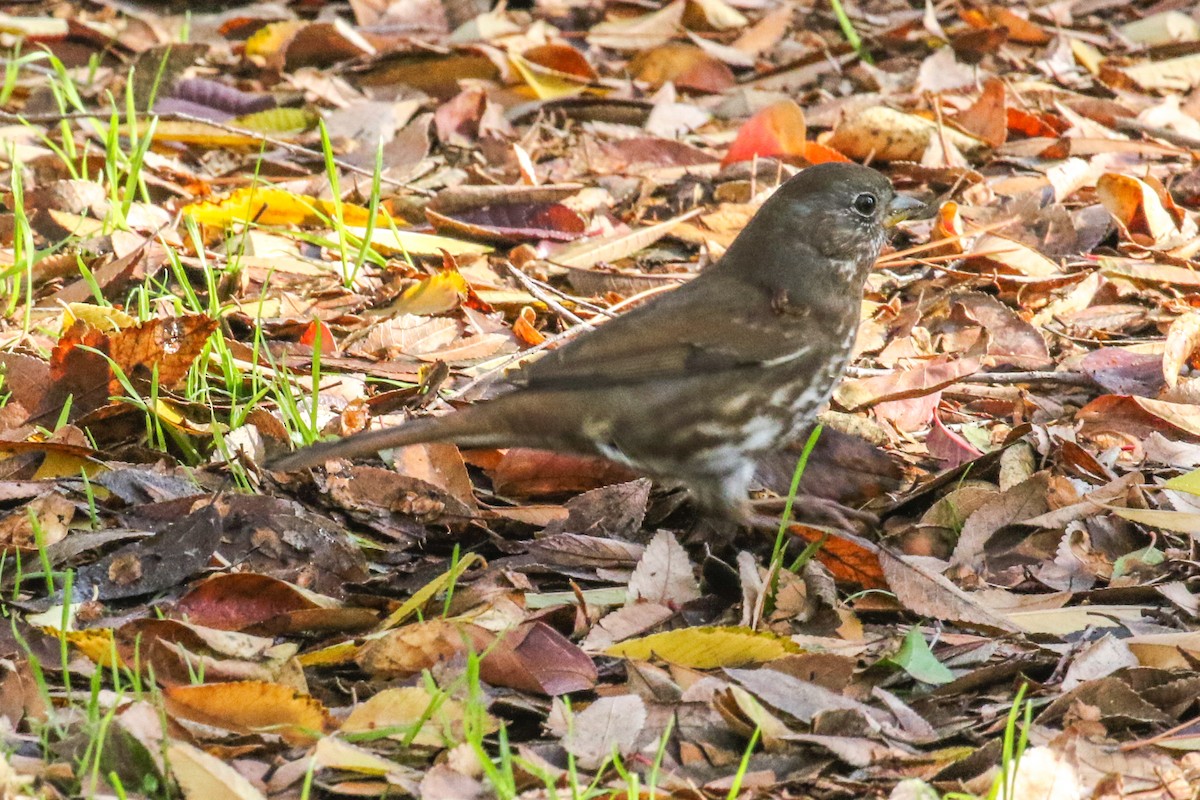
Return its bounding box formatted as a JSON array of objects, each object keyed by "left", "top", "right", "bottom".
[
  {"left": 1108, "top": 506, "right": 1200, "bottom": 535},
  {"left": 183, "top": 187, "right": 388, "bottom": 229},
  {"left": 297, "top": 641, "right": 360, "bottom": 667},
  {"left": 605, "top": 626, "right": 799, "bottom": 668},
  {"left": 377, "top": 553, "right": 484, "bottom": 630},
  {"left": 387, "top": 271, "right": 468, "bottom": 317},
  {"left": 244, "top": 20, "right": 306, "bottom": 60},
  {"left": 510, "top": 53, "right": 590, "bottom": 101},
  {"left": 312, "top": 737, "right": 399, "bottom": 775},
  {"left": 61, "top": 303, "right": 136, "bottom": 333},
  {"left": 340, "top": 686, "right": 495, "bottom": 747},
  {"left": 132, "top": 119, "right": 274, "bottom": 148},
  {"left": 33, "top": 450, "right": 103, "bottom": 480},
  {"left": 1126, "top": 631, "right": 1200, "bottom": 669},
  {"left": 1004, "top": 605, "right": 1151, "bottom": 635},
  {"left": 54, "top": 627, "right": 121, "bottom": 668},
  {"left": 1165, "top": 468, "right": 1200, "bottom": 496},
  {"left": 0, "top": 12, "right": 68, "bottom": 38},
  {"left": 154, "top": 399, "right": 220, "bottom": 436},
  {"left": 230, "top": 107, "right": 318, "bottom": 135},
  {"left": 169, "top": 741, "right": 268, "bottom": 800},
  {"left": 346, "top": 225, "right": 492, "bottom": 257}
]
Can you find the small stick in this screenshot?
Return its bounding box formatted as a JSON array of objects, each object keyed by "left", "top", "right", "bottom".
[
  {"left": 503, "top": 262, "right": 585, "bottom": 326},
  {"left": 844, "top": 366, "right": 1097, "bottom": 387}
]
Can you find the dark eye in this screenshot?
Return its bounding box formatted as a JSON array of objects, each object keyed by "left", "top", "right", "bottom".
[{"left": 852, "top": 193, "right": 877, "bottom": 216}]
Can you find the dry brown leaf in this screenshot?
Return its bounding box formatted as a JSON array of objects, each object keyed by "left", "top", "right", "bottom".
[{"left": 877, "top": 547, "right": 1020, "bottom": 632}]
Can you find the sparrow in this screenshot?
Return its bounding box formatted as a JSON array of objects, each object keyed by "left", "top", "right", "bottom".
[{"left": 270, "top": 163, "right": 921, "bottom": 519}]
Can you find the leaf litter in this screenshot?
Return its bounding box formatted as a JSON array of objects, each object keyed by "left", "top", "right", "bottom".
[{"left": 6, "top": 0, "right": 1200, "bottom": 797}]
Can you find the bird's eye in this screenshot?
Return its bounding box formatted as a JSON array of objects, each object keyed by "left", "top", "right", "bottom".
[{"left": 852, "top": 193, "right": 877, "bottom": 217}]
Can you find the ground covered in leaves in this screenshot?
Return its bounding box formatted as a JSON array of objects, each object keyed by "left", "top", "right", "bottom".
[{"left": 4, "top": 0, "right": 1200, "bottom": 797}]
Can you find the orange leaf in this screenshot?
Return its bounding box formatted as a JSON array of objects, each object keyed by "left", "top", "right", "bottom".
[
  {"left": 956, "top": 78, "right": 1007, "bottom": 147},
  {"left": 799, "top": 140, "right": 851, "bottom": 165},
  {"left": 299, "top": 319, "right": 337, "bottom": 355},
  {"left": 513, "top": 306, "right": 546, "bottom": 346},
  {"left": 164, "top": 680, "right": 330, "bottom": 745},
  {"left": 789, "top": 525, "right": 887, "bottom": 589}
]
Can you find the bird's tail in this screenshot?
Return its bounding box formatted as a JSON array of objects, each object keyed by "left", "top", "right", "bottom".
[{"left": 267, "top": 401, "right": 523, "bottom": 472}]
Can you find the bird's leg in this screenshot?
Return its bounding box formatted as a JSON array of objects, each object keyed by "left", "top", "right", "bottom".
[{"left": 750, "top": 495, "right": 878, "bottom": 536}]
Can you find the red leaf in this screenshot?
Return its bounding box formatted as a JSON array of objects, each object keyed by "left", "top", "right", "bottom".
[
  {"left": 299, "top": 319, "right": 337, "bottom": 355},
  {"left": 722, "top": 99, "right": 807, "bottom": 167}
]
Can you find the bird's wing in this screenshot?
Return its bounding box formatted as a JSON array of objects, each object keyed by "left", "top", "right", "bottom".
[{"left": 515, "top": 272, "right": 817, "bottom": 390}]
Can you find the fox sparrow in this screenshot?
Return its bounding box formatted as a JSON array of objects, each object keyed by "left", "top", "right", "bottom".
[{"left": 272, "top": 163, "right": 921, "bottom": 518}]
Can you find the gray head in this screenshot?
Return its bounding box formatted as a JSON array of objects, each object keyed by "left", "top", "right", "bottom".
[
  {"left": 721, "top": 162, "right": 919, "bottom": 289},
  {"left": 772, "top": 162, "right": 912, "bottom": 259}
]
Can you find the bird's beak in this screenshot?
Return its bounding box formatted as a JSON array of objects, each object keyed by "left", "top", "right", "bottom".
[{"left": 884, "top": 194, "right": 925, "bottom": 228}]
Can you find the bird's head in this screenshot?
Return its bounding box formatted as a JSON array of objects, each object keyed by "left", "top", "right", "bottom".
[{"left": 732, "top": 162, "right": 922, "bottom": 290}]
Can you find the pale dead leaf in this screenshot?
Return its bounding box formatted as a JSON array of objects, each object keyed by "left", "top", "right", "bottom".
[
  {"left": 627, "top": 530, "right": 700, "bottom": 606},
  {"left": 561, "top": 694, "right": 647, "bottom": 770}
]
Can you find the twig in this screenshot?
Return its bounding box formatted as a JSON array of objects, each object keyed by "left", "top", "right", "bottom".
[
  {"left": 508, "top": 265, "right": 622, "bottom": 320},
  {"left": 876, "top": 216, "right": 1020, "bottom": 266},
  {"left": 845, "top": 366, "right": 1098, "bottom": 387},
  {"left": 503, "top": 262, "right": 585, "bottom": 326},
  {"left": 1112, "top": 118, "right": 1199, "bottom": 153}
]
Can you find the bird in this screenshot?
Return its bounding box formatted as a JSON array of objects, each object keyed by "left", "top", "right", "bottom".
[{"left": 270, "top": 162, "right": 921, "bottom": 519}]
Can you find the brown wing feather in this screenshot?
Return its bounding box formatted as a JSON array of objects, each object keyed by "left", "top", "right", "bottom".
[{"left": 515, "top": 268, "right": 817, "bottom": 390}]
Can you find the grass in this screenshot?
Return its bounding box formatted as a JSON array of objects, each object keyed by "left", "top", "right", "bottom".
[
  {"left": 0, "top": 45, "right": 379, "bottom": 472},
  {"left": 944, "top": 684, "right": 1034, "bottom": 800},
  {"left": 830, "top": 0, "right": 871, "bottom": 63}
]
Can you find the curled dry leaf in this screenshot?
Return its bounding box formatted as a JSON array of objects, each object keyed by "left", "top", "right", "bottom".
[
  {"left": 965, "top": 233, "right": 1062, "bottom": 277},
  {"left": 1096, "top": 172, "right": 1183, "bottom": 246},
  {"left": 356, "top": 617, "right": 470, "bottom": 679},
  {"left": 834, "top": 353, "right": 982, "bottom": 411},
  {"left": 1119, "top": 11, "right": 1200, "bottom": 47},
  {"left": 827, "top": 106, "right": 988, "bottom": 162},
  {"left": 0, "top": 492, "right": 73, "bottom": 552},
  {"left": 173, "top": 573, "right": 378, "bottom": 635},
  {"left": 478, "top": 621, "right": 598, "bottom": 695},
  {"left": 31, "top": 315, "right": 218, "bottom": 424},
  {"left": 955, "top": 78, "right": 1008, "bottom": 147},
  {"left": 630, "top": 44, "right": 736, "bottom": 94},
  {"left": 1115, "top": 51, "right": 1200, "bottom": 92},
  {"left": 722, "top": 99, "right": 806, "bottom": 167},
  {"left": 587, "top": 0, "right": 685, "bottom": 51},
  {"left": 1163, "top": 312, "right": 1200, "bottom": 388}
]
